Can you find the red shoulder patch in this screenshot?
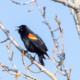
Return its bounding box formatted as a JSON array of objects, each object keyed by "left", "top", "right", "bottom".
[{"left": 28, "top": 33, "right": 37, "bottom": 39}]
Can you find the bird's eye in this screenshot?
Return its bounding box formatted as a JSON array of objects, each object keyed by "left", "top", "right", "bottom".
[{"left": 20, "top": 29, "right": 23, "bottom": 31}]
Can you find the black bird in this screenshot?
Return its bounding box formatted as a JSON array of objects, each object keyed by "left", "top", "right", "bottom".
[{"left": 16, "top": 25, "right": 49, "bottom": 66}]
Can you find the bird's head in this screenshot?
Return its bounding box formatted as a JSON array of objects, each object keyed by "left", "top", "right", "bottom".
[{"left": 16, "top": 25, "right": 27, "bottom": 35}]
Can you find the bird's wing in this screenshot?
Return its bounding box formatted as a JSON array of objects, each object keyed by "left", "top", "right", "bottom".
[
  {"left": 28, "top": 33, "right": 48, "bottom": 51},
  {"left": 28, "top": 33, "right": 49, "bottom": 57}
]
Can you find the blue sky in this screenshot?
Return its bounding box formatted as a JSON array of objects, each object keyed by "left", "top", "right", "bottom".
[{"left": 0, "top": 0, "right": 80, "bottom": 80}]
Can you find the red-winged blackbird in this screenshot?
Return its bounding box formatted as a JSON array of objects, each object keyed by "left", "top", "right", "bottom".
[{"left": 16, "top": 25, "right": 49, "bottom": 66}]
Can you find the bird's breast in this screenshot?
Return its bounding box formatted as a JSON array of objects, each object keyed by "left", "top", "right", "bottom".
[{"left": 22, "top": 37, "right": 29, "bottom": 47}]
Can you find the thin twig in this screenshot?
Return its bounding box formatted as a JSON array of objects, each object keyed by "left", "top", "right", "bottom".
[
  {"left": 22, "top": 50, "right": 42, "bottom": 74},
  {"left": 28, "top": 2, "right": 34, "bottom": 12},
  {"left": 55, "top": 15, "right": 64, "bottom": 53},
  {"left": 0, "top": 62, "right": 38, "bottom": 80},
  {"left": 55, "top": 15, "right": 69, "bottom": 79},
  {"left": 0, "top": 38, "right": 9, "bottom": 43},
  {"left": 6, "top": 42, "right": 17, "bottom": 69},
  {"left": 27, "top": 63, "right": 33, "bottom": 67},
  {"left": 56, "top": 33, "right": 64, "bottom": 40},
  {"left": 54, "top": 68, "right": 65, "bottom": 75},
  {"left": 22, "top": 50, "right": 30, "bottom": 75},
  {"left": 11, "top": 51, "right": 14, "bottom": 60},
  {"left": 11, "top": 0, "right": 34, "bottom": 5},
  {"left": 51, "top": 28, "right": 59, "bottom": 32}
]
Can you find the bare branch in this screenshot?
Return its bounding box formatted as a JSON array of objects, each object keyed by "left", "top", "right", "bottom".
[
  {"left": 55, "top": 15, "right": 64, "bottom": 53},
  {"left": 71, "top": 8, "right": 80, "bottom": 38},
  {"left": 11, "top": 0, "right": 35, "bottom": 5},
  {"left": 22, "top": 50, "right": 30, "bottom": 75},
  {"left": 69, "top": 67, "right": 72, "bottom": 78},
  {"left": 0, "top": 62, "right": 38, "bottom": 80},
  {"left": 27, "top": 63, "right": 33, "bottom": 67},
  {"left": 22, "top": 50, "right": 43, "bottom": 74},
  {"left": 52, "top": 0, "right": 80, "bottom": 38},
  {"left": 28, "top": 2, "right": 34, "bottom": 12},
  {"left": 6, "top": 42, "right": 17, "bottom": 69},
  {"left": 20, "top": 73, "right": 39, "bottom": 80},
  {"left": 56, "top": 33, "right": 64, "bottom": 40},
  {"left": 51, "top": 28, "right": 59, "bottom": 32},
  {"left": 52, "top": 0, "right": 80, "bottom": 11},
  {"left": 11, "top": 51, "right": 14, "bottom": 60},
  {"left": 54, "top": 68, "right": 65, "bottom": 75},
  {"left": 0, "top": 42, "right": 39, "bottom": 80},
  {"left": 0, "top": 38, "right": 9, "bottom": 43},
  {"left": 35, "top": 1, "right": 70, "bottom": 79},
  {"left": 55, "top": 15, "right": 69, "bottom": 79}
]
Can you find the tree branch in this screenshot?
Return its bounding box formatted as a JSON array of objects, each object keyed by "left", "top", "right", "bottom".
[
  {"left": 35, "top": 1, "right": 70, "bottom": 79},
  {"left": 71, "top": 8, "right": 80, "bottom": 38},
  {"left": 11, "top": 0, "right": 35, "bottom": 5},
  {"left": 0, "top": 38, "right": 9, "bottom": 43},
  {"left": 52, "top": 0, "right": 80, "bottom": 38},
  {"left": 0, "top": 62, "right": 38, "bottom": 80},
  {"left": 52, "top": 0, "right": 80, "bottom": 11}
]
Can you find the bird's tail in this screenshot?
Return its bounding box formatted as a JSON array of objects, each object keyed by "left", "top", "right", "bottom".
[{"left": 38, "top": 53, "right": 44, "bottom": 66}]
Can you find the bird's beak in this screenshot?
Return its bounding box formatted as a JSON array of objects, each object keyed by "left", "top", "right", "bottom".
[{"left": 15, "top": 26, "right": 19, "bottom": 31}]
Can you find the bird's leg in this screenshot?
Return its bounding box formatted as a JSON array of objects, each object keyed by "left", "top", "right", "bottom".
[
  {"left": 24, "top": 50, "right": 28, "bottom": 54},
  {"left": 33, "top": 53, "right": 36, "bottom": 60}
]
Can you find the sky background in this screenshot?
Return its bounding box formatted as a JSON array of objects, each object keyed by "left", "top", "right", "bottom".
[{"left": 0, "top": 0, "right": 80, "bottom": 80}]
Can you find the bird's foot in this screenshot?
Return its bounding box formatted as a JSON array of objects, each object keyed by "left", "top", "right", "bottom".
[
  {"left": 32, "top": 53, "right": 36, "bottom": 60},
  {"left": 32, "top": 56, "right": 35, "bottom": 60},
  {"left": 24, "top": 50, "right": 28, "bottom": 54}
]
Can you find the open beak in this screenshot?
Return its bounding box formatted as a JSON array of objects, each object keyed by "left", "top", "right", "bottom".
[{"left": 15, "top": 26, "right": 19, "bottom": 31}]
